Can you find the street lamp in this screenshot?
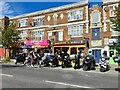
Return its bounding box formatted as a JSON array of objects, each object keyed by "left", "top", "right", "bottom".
[{"left": 50, "top": 39, "right": 55, "bottom": 55}]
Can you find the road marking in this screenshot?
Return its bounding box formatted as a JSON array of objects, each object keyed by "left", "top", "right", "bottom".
[
  {"left": 0, "top": 74, "right": 13, "bottom": 77},
  {"left": 44, "top": 80, "right": 93, "bottom": 88}
]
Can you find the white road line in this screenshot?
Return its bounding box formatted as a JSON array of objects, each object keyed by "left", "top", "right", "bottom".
[
  {"left": 44, "top": 80, "right": 93, "bottom": 88},
  {"left": 0, "top": 74, "right": 13, "bottom": 77}
]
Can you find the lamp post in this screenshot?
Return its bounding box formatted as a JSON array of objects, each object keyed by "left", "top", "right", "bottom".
[{"left": 50, "top": 39, "right": 55, "bottom": 55}]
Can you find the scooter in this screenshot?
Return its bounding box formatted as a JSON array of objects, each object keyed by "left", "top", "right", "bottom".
[
  {"left": 15, "top": 53, "right": 25, "bottom": 64},
  {"left": 99, "top": 57, "right": 110, "bottom": 72},
  {"left": 62, "top": 55, "right": 72, "bottom": 68},
  {"left": 113, "top": 55, "right": 120, "bottom": 72},
  {"left": 82, "top": 55, "right": 96, "bottom": 71}
]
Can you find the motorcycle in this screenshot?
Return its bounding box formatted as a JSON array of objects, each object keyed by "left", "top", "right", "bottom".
[
  {"left": 15, "top": 53, "right": 25, "bottom": 64},
  {"left": 62, "top": 55, "right": 72, "bottom": 68},
  {"left": 42, "top": 54, "right": 54, "bottom": 67},
  {"left": 82, "top": 55, "right": 96, "bottom": 71},
  {"left": 99, "top": 57, "right": 110, "bottom": 72}
]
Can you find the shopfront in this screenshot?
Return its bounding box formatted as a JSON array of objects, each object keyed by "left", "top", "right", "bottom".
[{"left": 54, "top": 41, "right": 86, "bottom": 55}]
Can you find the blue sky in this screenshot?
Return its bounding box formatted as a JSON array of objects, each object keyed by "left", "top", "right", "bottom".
[{"left": 1, "top": 1, "right": 102, "bottom": 17}]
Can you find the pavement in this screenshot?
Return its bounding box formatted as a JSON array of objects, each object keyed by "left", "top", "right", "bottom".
[{"left": 0, "top": 59, "right": 119, "bottom": 75}]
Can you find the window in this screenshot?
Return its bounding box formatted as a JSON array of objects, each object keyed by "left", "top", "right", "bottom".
[
  {"left": 91, "top": 11, "right": 100, "bottom": 23},
  {"left": 104, "top": 38, "right": 109, "bottom": 45},
  {"left": 19, "top": 30, "right": 28, "bottom": 39},
  {"left": 110, "top": 25, "right": 120, "bottom": 36},
  {"left": 48, "top": 32, "right": 52, "bottom": 39},
  {"left": 53, "top": 14, "right": 58, "bottom": 25},
  {"left": 109, "top": 4, "right": 118, "bottom": 17},
  {"left": 32, "top": 30, "right": 44, "bottom": 40},
  {"left": 68, "top": 9, "right": 83, "bottom": 21},
  {"left": 18, "top": 18, "right": 28, "bottom": 27},
  {"left": 58, "top": 31, "right": 63, "bottom": 41},
  {"left": 68, "top": 25, "right": 83, "bottom": 37},
  {"left": 33, "top": 17, "right": 44, "bottom": 27},
  {"left": 92, "top": 28, "right": 101, "bottom": 40}
]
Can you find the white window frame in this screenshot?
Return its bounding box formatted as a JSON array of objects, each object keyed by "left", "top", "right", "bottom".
[
  {"left": 48, "top": 32, "right": 52, "bottom": 40},
  {"left": 58, "top": 31, "right": 63, "bottom": 41},
  {"left": 18, "top": 18, "right": 28, "bottom": 27},
  {"left": 32, "top": 29, "right": 44, "bottom": 40},
  {"left": 33, "top": 16, "right": 44, "bottom": 26},
  {"left": 104, "top": 38, "right": 109, "bottom": 45},
  {"left": 68, "top": 24, "right": 83, "bottom": 37},
  {"left": 68, "top": 9, "right": 83, "bottom": 22},
  {"left": 91, "top": 10, "right": 100, "bottom": 24},
  {"left": 20, "top": 30, "right": 28, "bottom": 39},
  {"left": 53, "top": 14, "right": 58, "bottom": 25},
  {"left": 109, "top": 4, "right": 118, "bottom": 17}
]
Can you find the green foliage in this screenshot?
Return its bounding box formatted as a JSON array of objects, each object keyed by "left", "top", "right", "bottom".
[
  {"left": 2, "top": 22, "right": 21, "bottom": 48},
  {"left": 3, "top": 56, "right": 10, "bottom": 63},
  {"left": 110, "top": 2, "right": 120, "bottom": 32}
]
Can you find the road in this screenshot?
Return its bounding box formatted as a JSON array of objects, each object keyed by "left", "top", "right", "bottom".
[{"left": 0, "top": 64, "right": 119, "bottom": 89}]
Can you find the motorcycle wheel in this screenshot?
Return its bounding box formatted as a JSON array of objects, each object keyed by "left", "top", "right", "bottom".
[
  {"left": 100, "top": 67, "right": 105, "bottom": 72},
  {"left": 83, "top": 64, "right": 88, "bottom": 71}
]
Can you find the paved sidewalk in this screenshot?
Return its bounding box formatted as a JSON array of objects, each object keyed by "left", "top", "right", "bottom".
[{"left": 0, "top": 59, "right": 119, "bottom": 75}]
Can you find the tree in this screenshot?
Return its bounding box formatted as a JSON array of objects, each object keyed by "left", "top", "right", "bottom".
[
  {"left": 110, "top": 2, "right": 120, "bottom": 32},
  {"left": 2, "top": 22, "right": 21, "bottom": 57}
]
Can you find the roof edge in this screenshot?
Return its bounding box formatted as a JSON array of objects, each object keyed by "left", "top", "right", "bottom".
[{"left": 10, "top": 2, "right": 88, "bottom": 20}]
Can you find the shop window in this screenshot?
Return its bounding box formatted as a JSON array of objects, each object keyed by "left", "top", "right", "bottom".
[
  {"left": 71, "top": 47, "right": 77, "bottom": 54},
  {"left": 78, "top": 48, "right": 84, "bottom": 52}
]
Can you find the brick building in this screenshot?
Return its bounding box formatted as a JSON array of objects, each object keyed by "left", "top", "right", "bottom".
[
  {"left": 10, "top": 2, "right": 89, "bottom": 55},
  {"left": 8, "top": 1, "right": 120, "bottom": 64},
  {"left": 89, "top": 5, "right": 103, "bottom": 63},
  {"left": 102, "top": 0, "right": 120, "bottom": 64}
]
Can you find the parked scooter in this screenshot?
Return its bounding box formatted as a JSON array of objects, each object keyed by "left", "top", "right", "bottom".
[
  {"left": 42, "top": 53, "right": 53, "bottom": 67},
  {"left": 99, "top": 51, "right": 110, "bottom": 72},
  {"left": 82, "top": 50, "right": 96, "bottom": 71},
  {"left": 15, "top": 52, "right": 25, "bottom": 64},
  {"left": 61, "top": 51, "right": 71, "bottom": 68},
  {"left": 113, "top": 51, "right": 120, "bottom": 72}
]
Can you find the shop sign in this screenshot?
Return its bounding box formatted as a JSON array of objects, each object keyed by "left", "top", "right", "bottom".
[
  {"left": 55, "top": 41, "right": 70, "bottom": 45},
  {"left": 26, "top": 40, "right": 49, "bottom": 46},
  {"left": 70, "top": 40, "right": 84, "bottom": 44},
  {"left": 54, "top": 40, "right": 84, "bottom": 45}
]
